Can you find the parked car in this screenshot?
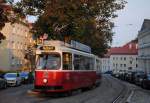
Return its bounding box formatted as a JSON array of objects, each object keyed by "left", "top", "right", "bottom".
[
  {"left": 20, "top": 72, "right": 29, "bottom": 84},
  {"left": 111, "top": 71, "right": 116, "bottom": 77},
  {"left": 124, "top": 71, "right": 131, "bottom": 81},
  {"left": 114, "top": 73, "right": 120, "bottom": 78},
  {"left": 111, "top": 71, "right": 120, "bottom": 78},
  {"left": 4, "top": 73, "right": 22, "bottom": 87},
  {"left": 104, "top": 71, "right": 112, "bottom": 74},
  {"left": 118, "top": 70, "right": 126, "bottom": 80},
  {"left": 125, "top": 71, "right": 136, "bottom": 83},
  {"left": 0, "top": 77, "right": 7, "bottom": 89},
  {"left": 134, "top": 71, "right": 145, "bottom": 85},
  {"left": 141, "top": 74, "right": 150, "bottom": 89},
  {"left": 121, "top": 71, "right": 128, "bottom": 81},
  {"left": 0, "top": 73, "right": 5, "bottom": 78}
]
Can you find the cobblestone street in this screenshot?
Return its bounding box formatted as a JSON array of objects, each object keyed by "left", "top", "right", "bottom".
[{"left": 0, "top": 75, "right": 150, "bottom": 103}]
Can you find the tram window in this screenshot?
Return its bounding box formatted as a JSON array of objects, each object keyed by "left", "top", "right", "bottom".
[
  {"left": 63, "top": 52, "right": 72, "bottom": 70},
  {"left": 74, "top": 54, "right": 94, "bottom": 70},
  {"left": 36, "top": 54, "right": 61, "bottom": 70},
  {"left": 74, "top": 55, "right": 80, "bottom": 70}
]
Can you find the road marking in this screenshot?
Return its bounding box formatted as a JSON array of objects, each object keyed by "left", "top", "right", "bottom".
[{"left": 126, "top": 90, "right": 134, "bottom": 103}]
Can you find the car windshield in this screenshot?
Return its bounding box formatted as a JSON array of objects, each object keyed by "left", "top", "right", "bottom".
[
  {"left": 147, "top": 74, "right": 150, "bottom": 80},
  {"left": 5, "top": 73, "right": 17, "bottom": 78},
  {"left": 20, "top": 73, "right": 28, "bottom": 77},
  {"left": 136, "top": 72, "right": 145, "bottom": 77},
  {"left": 36, "top": 53, "right": 61, "bottom": 70}
]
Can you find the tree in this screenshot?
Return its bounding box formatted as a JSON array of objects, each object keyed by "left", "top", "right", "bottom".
[
  {"left": 0, "top": 0, "right": 14, "bottom": 43},
  {"left": 0, "top": 1, "right": 8, "bottom": 43},
  {"left": 15, "top": 0, "right": 127, "bottom": 56}
]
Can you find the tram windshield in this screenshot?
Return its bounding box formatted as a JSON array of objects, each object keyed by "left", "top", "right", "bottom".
[{"left": 36, "top": 53, "right": 61, "bottom": 70}]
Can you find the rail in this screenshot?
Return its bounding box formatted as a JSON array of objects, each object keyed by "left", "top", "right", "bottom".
[{"left": 111, "top": 76, "right": 132, "bottom": 103}]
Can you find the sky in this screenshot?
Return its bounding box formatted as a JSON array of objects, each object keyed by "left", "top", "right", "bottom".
[
  {"left": 112, "top": 0, "right": 150, "bottom": 47},
  {"left": 14, "top": 0, "right": 150, "bottom": 47}
]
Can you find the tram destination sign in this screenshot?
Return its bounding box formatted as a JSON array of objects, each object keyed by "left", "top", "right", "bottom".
[{"left": 43, "top": 46, "right": 55, "bottom": 51}]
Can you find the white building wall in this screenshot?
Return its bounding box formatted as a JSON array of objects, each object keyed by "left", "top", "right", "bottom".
[
  {"left": 110, "top": 55, "right": 138, "bottom": 73},
  {"left": 101, "top": 58, "right": 110, "bottom": 73}
]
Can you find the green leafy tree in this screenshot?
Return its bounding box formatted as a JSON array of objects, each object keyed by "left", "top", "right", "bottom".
[{"left": 15, "top": 0, "right": 126, "bottom": 56}]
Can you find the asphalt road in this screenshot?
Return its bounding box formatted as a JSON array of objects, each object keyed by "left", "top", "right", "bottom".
[{"left": 0, "top": 75, "right": 136, "bottom": 103}]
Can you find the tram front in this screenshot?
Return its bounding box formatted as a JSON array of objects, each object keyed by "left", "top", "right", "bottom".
[{"left": 34, "top": 45, "right": 65, "bottom": 92}]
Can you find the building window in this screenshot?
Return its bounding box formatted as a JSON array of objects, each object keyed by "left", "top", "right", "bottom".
[
  {"left": 120, "top": 64, "right": 122, "bottom": 67},
  {"left": 130, "top": 61, "right": 132, "bottom": 64},
  {"left": 136, "top": 64, "right": 138, "bottom": 68},
  {"left": 128, "top": 67, "right": 132, "bottom": 70},
  {"left": 17, "top": 42, "right": 20, "bottom": 49},
  {"left": 120, "top": 57, "right": 122, "bottom": 60},
  {"left": 124, "top": 64, "right": 126, "bottom": 67},
  {"left": 12, "top": 56, "right": 14, "bottom": 59},
  {"left": 25, "top": 31, "right": 28, "bottom": 37},
  {"left": 12, "top": 41, "right": 15, "bottom": 49},
  {"left": 20, "top": 43, "right": 22, "bottom": 49},
  {"left": 116, "top": 64, "right": 118, "bottom": 67},
  {"left": 124, "top": 57, "right": 126, "bottom": 60},
  {"left": 113, "top": 63, "right": 115, "bottom": 67},
  {"left": 136, "top": 58, "right": 138, "bottom": 61}
]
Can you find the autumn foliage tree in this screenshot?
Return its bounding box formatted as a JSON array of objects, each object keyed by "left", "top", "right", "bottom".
[
  {"left": 0, "top": 0, "right": 15, "bottom": 43},
  {"left": 15, "top": 0, "right": 126, "bottom": 56},
  {"left": 0, "top": 0, "right": 8, "bottom": 43}
]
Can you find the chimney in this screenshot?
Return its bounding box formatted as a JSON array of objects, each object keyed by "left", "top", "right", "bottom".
[
  {"left": 129, "top": 44, "right": 132, "bottom": 49},
  {"left": 136, "top": 44, "right": 138, "bottom": 49}
]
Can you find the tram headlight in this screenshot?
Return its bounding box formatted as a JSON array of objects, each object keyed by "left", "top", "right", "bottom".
[{"left": 43, "top": 78, "right": 48, "bottom": 83}]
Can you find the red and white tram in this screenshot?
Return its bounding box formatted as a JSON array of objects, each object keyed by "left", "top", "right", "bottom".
[{"left": 34, "top": 40, "right": 102, "bottom": 93}]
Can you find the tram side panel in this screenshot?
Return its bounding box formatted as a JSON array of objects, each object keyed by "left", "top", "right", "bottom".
[{"left": 34, "top": 70, "right": 96, "bottom": 92}]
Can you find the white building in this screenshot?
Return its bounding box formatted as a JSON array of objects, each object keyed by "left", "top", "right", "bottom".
[
  {"left": 101, "top": 40, "right": 138, "bottom": 73},
  {"left": 101, "top": 55, "right": 110, "bottom": 73},
  {"left": 110, "top": 41, "right": 138, "bottom": 73},
  {"left": 138, "top": 19, "right": 150, "bottom": 74}
]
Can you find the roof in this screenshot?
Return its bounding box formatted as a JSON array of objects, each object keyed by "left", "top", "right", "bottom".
[
  {"left": 140, "top": 19, "right": 150, "bottom": 31},
  {"left": 105, "top": 40, "right": 138, "bottom": 56}
]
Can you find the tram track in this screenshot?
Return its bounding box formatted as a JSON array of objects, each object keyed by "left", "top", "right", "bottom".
[
  {"left": 110, "top": 76, "right": 132, "bottom": 103},
  {"left": 112, "top": 84, "right": 128, "bottom": 103},
  {"left": 79, "top": 75, "right": 111, "bottom": 103},
  {"left": 80, "top": 75, "right": 130, "bottom": 103},
  {"left": 0, "top": 75, "right": 138, "bottom": 103},
  {"left": 29, "top": 75, "right": 133, "bottom": 103}
]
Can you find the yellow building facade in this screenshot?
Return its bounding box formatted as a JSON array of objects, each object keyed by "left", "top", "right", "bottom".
[{"left": 0, "top": 20, "right": 33, "bottom": 71}]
